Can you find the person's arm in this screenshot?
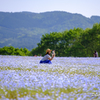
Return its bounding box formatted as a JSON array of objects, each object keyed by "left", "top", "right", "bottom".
[
  {"left": 48, "top": 54, "right": 55, "bottom": 61},
  {"left": 97, "top": 52, "right": 98, "bottom": 57},
  {"left": 94, "top": 53, "right": 95, "bottom": 57}
]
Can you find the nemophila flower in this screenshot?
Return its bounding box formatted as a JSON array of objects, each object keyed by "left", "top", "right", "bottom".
[{"left": 0, "top": 55, "right": 100, "bottom": 99}]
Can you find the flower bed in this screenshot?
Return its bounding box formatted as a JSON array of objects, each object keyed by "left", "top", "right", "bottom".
[{"left": 0, "top": 55, "right": 100, "bottom": 99}]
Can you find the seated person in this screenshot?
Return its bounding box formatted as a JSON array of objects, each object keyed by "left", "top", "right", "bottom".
[{"left": 40, "top": 49, "right": 55, "bottom": 64}]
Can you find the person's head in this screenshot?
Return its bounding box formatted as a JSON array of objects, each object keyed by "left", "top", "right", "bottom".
[
  {"left": 95, "top": 50, "right": 97, "bottom": 53},
  {"left": 46, "top": 49, "right": 52, "bottom": 55}
]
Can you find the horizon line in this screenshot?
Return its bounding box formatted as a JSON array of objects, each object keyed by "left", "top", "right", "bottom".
[{"left": 0, "top": 10, "right": 99, "bottom": 18}]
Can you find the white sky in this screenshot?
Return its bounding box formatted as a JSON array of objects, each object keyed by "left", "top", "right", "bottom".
[{"left": 0, "top": 0, "right": 100, "bottom": 18}]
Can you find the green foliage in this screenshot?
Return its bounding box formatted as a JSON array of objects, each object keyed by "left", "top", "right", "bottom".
[
  {"left": 0, "top": 22, "right": 100, "bottom": 57},
  {"left": 31, "top": 23, "right": 100, "bottom": 57},
  {"left": 0, "top": 46, "right": 30, "bottom": 56}
]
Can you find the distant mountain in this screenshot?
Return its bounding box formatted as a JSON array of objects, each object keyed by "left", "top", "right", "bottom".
[{"left": 0, "top": 11, "right": 100, "bottom": 50}]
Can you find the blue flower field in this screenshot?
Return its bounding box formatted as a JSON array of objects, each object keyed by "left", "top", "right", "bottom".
[{"left": 0, "top": 55, "right": 100, "bottom": 100}]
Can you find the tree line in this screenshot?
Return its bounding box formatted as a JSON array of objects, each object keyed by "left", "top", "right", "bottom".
[
  {"left": 0, "top": 46, "right": 30, "bottom": 56},
  {"left": 0, "top": 23, "right": 100, "bottom": 57},
  {"left": 31, "top": 23, "right": 100, "bottom": 57}
]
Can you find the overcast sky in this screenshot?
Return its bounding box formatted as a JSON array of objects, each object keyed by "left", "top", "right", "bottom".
[{"left": 0, "top": 0, "right": 100, "bottom": 18}]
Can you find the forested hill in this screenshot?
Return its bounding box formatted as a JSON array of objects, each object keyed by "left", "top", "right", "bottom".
[{"left": 0, "top": 11, "right": 100, "bottom": 50}]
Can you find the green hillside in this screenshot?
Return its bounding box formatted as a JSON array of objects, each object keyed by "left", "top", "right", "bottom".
[{"left": 0, "top": 11, "right": 100, "bottom": 50}]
